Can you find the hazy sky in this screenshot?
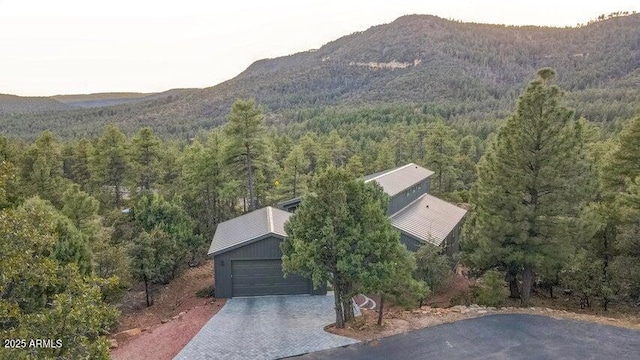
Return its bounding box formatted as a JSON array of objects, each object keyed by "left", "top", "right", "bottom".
[{"left": 1, "top": 0, "right": 638, "bottom": 96}]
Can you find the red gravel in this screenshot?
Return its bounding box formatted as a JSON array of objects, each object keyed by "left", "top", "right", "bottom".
[
  {"left": 111, "top": 300, "right": 225, "bottom": 360},
  {"left": 110, "top": 262, "right": 226, "bottom": 360}
]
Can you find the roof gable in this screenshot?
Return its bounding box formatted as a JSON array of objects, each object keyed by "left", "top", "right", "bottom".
[
  {"left": 208, "top": 206, "right": 292, "bottom": 255},
  {"left": 364, "top": 163, "right": 434, "bottom": 197}
]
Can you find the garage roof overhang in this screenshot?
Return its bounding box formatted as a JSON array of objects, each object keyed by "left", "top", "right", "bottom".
[{"left": 208, "top": 206, "right": 292, "bottom": 256}]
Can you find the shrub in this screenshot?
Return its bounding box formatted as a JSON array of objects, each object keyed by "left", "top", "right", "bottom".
[
  {"left": 474, "top": 270, "right": 505, "bottom": 307},
  {"left": 414, "top": 245, "right": 452, "bottom": 294},
  {"left": 196, "top": 285, "right": 215, "bottom": 298}
]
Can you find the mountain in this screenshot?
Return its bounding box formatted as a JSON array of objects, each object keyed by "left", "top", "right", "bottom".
[{"left": 2, "top": 14, "right": 639, "bottom": 139}]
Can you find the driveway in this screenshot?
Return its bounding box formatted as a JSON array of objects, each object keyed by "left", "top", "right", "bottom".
[
  {"left": 296, "top": 314, "right": 640, "bottom": 360},
  {"left": 174, "top": 294, "right": 358, "bottom": 360}
]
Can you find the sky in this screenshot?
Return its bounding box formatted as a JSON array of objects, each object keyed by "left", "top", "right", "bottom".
[{"left": 1, "top": 0, "right": 638, "bottom": 96}]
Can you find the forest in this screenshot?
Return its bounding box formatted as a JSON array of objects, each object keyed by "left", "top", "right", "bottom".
[{"left": 1, "top": 63, "right": 640, "bottom": 358}]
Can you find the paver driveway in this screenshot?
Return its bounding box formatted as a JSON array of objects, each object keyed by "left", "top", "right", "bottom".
[{"left": 174, "top": 294, "right": 359, "bottom": 360}]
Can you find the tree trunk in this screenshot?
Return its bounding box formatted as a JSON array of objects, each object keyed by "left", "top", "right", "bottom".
[
  {"left": 292, "top": 171, "right": 297, "bottom": 198},
  {"left": 333, "top": 284, "right": 345, "bottom": 328},
  {"left": 246, "top": 146, "right": 256, "bottom": 211},
  {"left": 506, "top": 271, "right": 520, "bottom": 299},
  {"left": 115, "top": 182, "right": 121, "bottom": 208},
  {"left": 377, "top": 294, "right": 384, "bottom": 326},
  {"left": 521, "top": 265, "right": 534, "bottom": 305},
  {"left": 143, "top": 274, "right": 152, "bottom": 307},
  {"left": 342, "top": 297, "right": 354, "bottom": 323}
]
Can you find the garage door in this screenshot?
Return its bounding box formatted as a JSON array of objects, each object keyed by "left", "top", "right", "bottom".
[{"left": 231, "top": 259, "right": 311, "bottom": 297}]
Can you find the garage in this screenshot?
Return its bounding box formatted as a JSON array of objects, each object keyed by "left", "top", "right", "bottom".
[
  {"left": 208, "top": 206, "right": 325, "bottom": 298},
  {"left": 231, "top": 259, "right": 311, "bottom": 297}
]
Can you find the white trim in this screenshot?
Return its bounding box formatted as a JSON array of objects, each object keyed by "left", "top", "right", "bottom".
[
  {"left": 266, "top": 206, "right": 274, "bottom": 233},
  {"left": 364, "top": 163, "right": 414, "bottom": 183}
]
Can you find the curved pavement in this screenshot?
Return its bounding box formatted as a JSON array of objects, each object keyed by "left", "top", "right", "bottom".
[{"left": 296, "top": 313, "right": 640, "bottom": 360}]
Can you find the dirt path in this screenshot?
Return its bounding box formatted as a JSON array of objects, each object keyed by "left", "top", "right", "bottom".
[
  {"left": 111, "top": 302, "right": 224, "bottom": 360},
  {"left": 110, "top": 261, "right": 226, "bottom": 360}
]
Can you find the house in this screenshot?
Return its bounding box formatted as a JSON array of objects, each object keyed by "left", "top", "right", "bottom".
[
  {"left": 209, "top": 163, "right": 466, "bottom": 298},
  {"left": 363, "top": 163, "right": 467, "bottom": 254},
  {"left": 276, "top": 163, "right": 467, "bottom": 253},
  {"left": 208, "top": 206, "right": 327, "bottom": 298}
]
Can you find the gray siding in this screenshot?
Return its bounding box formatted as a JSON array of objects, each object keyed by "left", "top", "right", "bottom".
[
  {"left": 399, "top": 233, "right": 423, "bottom": 252},
  {"left": 387, "top": 178, "right": 430, "bottom": 215},
  {"left": 213, "top": 236, "right": 326, "bottom": 298},
  {"left": 442, "top": 223, "right": 462, "bottom": 256}
]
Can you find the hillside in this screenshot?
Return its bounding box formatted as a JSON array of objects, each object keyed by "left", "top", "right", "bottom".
[
  {"left": 52, "top": 89, "right": 193, "bottom": 108},
  {"left": 1, "top": 14, "right": 640, "bottom": 139},
  {"left": 0, "top": 93, "right": 72, "bottom": 114},
  {"left": 53, "top": 92, "right": 155, "bottom": 108}
]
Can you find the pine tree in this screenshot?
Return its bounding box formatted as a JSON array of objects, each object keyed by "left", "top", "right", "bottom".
[
  {"left": 282, "top": 167, "right": 417, "bottom": 328},
  {"left": 224, "top": 99, "right": 267, "bottom": 212},
  {"left": 61, "top": 184, "right": 100, "bottom": 234},
  {"left": 598, "top": 115, "right": 640, "bottom": 305},
  {"left": 131, "top": 127, "right": 160, "bottom": 191},
  {"left": 21, "top": 131, "right": 67, "bottom": 206},
  {"left": 323, "top": 130, "right": 348, "bottom": 167},
  {"left": 374, "top": 142, "right": 395, "bottom": 172},
  {"left": 345, "top": 155, "right": 365, "bottom": 178},
  {"left": 70, "top": 138, "right": 93, "bottom": 191},
  {"left": 93, "top": 125, "right": 129, "bottom": 208},
  {"left": 182, "top": 132, "right": 239, "bottom": 240},
  {"left": 424, "top": 121, "right": 459, "bottom": 194},
  {"left": 465, "top": 69, "right": 589, "bottom": 304},
  {"left": 282, "top": 145, "right": 309, "bottom": 198}
]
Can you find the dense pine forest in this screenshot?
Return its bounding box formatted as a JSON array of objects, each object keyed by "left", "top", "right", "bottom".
[{"left": 1, "top": 12, "right": 639, "bottom": 359}]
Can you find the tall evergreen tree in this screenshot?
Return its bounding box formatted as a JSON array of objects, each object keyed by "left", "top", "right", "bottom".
[
  {"left": 374, "top": 142, "right": 395, "bottom": 172},
  {"left": 282, "top": 145, "right": 309, "bottom": 198},
  {"left": 465, "top": 69, "right": 589, "bottom": 304},
  {"left": 21, "top": 131, "right": 66, "bottom": 206},
  {"left": 182, "top": 133, "right": 238, "bottom": 240},
  {"left": 93, "top": 125, "right": 129, "bottom": 208},
  {"left": 345, "top": 154, "right": 365, "bottom": 178},
  {"left": 131, "top": 127, "right": 160, "bottom": 191},
  {"left": 282, "top": 167, "right": 416, "bottom": 328},
  {"left": 424, "top": 121, "right": 459, "bottom": 194},
  {"left": 70, "top": 138, "right": 94, "bottom": 191},
  {"left": 598, "top": 115, "right": 640, "bottom": 305},
  {"left": 224, "top": 99, "right": 267, "bottom": 212}
]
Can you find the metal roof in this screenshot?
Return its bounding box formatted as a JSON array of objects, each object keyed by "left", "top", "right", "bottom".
[
  {"left": 390, "top": 194, "right": 467, "bottom": 246},
  {"left": 208, "top": 206, "right": 292, "bottom": 255},
  {"left": 277, "top": 196, "right": 302, "bottom": 208},
  {"left": 364, "top": 163, "right": 434, "bottom": 197}
]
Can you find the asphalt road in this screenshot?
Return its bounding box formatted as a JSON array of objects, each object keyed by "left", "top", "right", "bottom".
[{"left": 296, "top": 314, "right": 640, "bottom": 360}]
